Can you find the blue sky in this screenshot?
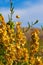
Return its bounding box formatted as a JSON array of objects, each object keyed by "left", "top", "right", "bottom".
[{"left": 0, "top": 0, "right": 43, "bottom": 27}]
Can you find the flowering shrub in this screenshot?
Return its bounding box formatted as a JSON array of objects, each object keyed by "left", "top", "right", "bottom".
[
  {"left": 0, "top": 14, "right": 29, "bottom": 65},
  {"left": 0, "top": 14, "right": 43, "bottom": 65}
]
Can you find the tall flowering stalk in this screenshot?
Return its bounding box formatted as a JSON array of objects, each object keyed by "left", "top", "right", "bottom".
[
  {"left": 0, "top": 14, "right": 16, "bottom": 65},
  {"left": 16, "top": 22, "right": 26, "bottom": 47},
  {"left": 29, "top": 29, "right": 40, "bottom": 65},
  {"left": 0, "top": 14, "right": 29, "bottom": 65},
  {"left": 15, "top": 22, "right": 29, "bottom": 64}
]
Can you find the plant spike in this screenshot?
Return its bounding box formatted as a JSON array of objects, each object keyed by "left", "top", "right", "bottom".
[
  {"left": 29, "top": 29, "right": 40, "bottom": 65},
  {"left": 7, "top": 0, "right": 15, "bottom": 29},
  {"left": 10, "top": 0, "right": 14, "bottom": 21}
]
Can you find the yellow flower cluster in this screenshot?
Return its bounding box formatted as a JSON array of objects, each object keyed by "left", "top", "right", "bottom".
[
  {"left": 0, "top": 14, "right": 43, "bottom": 65},
  {"left": 0, "top": 15, "right": 29, "bottom": 65},
  {"left": 30, "top": 29, "right": 39, "bottom": 55},
  {"left": 29, "top": 29, "right": 40, "bottom": 65},
  {"left": 15, "top": 22, "right": 29, "bottom": 63},
  {"left": 0, "top": 15, "right": 16, "bottom": 65},
  {"left": 16, "top": 22, "right": 26, "bottom": 47}
]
